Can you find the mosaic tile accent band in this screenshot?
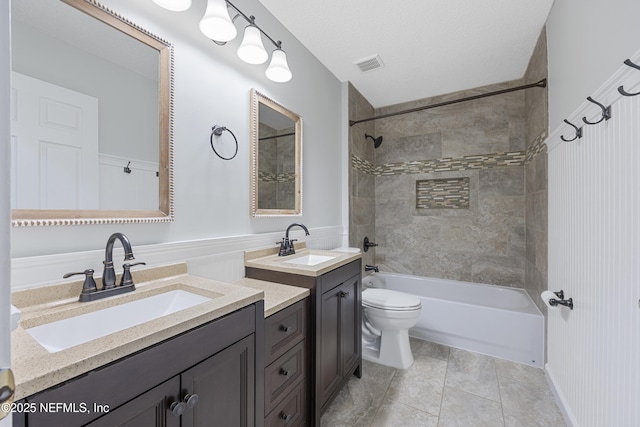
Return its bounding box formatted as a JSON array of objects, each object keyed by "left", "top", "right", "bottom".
[
  {"left": 352, "top": 132, "right": 547, "bottom": 177},
  {"left": 416, "top": 178, "right": 470, "bottom": 209},
  {"left": 258, "top": 172, "right": 296, "bottom": 182}
]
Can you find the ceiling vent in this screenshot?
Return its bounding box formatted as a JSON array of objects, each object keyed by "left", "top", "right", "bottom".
[{"left": 354, "top": 54, "right": 385, "bottom": 73}]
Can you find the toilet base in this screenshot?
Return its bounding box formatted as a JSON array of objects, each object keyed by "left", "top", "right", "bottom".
[{"left": 362, "top": 328, "right": 414, "bottom": 369}]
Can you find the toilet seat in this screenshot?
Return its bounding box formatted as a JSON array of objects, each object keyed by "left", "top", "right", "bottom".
[{"left": 362, "top": 288, "right": 421, "bottom": 311}]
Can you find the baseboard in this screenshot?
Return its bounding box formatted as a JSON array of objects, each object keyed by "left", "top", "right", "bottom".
[{"left": 545, "top": 363, "right": 578, "bottom": 427}]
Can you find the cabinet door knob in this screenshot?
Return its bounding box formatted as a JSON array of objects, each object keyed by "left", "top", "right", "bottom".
[
  {"left": 280, "top": 368, "right": 290, "bottom": 377},
  {"left": 339, "top": 291, "right": 349, "bottom": 298},
  {"left": 281, "top": 325, "right": 292, "bottom": 333},
  {"left": 184, "top": 393, "right": 199, "bottom": 408},
  {"left": 170, "top": 401, "right": 186, "bottom": 417},
  {"left": 282, "top": 413, "right": 293, "bottom": 423}
]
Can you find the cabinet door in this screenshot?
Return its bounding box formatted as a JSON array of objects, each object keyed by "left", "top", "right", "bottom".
[
  {"left": 340, "top": 276, "right": 361, "bottom": 375},
  {"left": 86, "top": 377, "right": 181, "bottom": 427},
  {"left": 181, "top": 335, "right": 255, "bottom": 427},
  {"left": 318, "top": 284, "right": 343, "bottom": 405}
]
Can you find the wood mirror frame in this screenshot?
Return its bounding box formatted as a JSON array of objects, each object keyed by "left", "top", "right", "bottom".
[
  {"left": 250, "top": 89, "right": 302, "bottom": 217},
  {"left": 11, "top": 0, "right": 174, "bottom": 227}
]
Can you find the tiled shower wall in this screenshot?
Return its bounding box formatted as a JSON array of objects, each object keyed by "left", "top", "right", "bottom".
[
  {"left": 370, "top": 82, "right": 527, "bottom": 286},
  {"left": 348, "top": 83, "right": 376, "bottom": 268},
  {"left": 523, "top": 29, "right": 549, "bottom": 312},
  {"left": 348, "top": 30, "right": 548, "bottom": 290}
]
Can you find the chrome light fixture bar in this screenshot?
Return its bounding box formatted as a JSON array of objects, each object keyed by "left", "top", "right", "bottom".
[{"left": 151, "top": 0, "right": 292, "bottom": 82}]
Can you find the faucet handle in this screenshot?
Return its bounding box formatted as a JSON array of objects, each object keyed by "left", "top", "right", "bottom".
[
  {"left": 120, "top": 262, "right": 146, "bottom": 287},
  {"left": 64, "top": 269, "right": 98, "bottom": 301}
]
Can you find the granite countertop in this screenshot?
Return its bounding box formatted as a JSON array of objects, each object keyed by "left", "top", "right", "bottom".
[
  {"left": 244, "top": 246, "right": 362, "bottom": 277},
  {"left": 11, "top": 263, "right": 265, "bottom": 400}
]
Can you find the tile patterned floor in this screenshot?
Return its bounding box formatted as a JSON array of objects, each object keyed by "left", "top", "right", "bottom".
[{"left": 321, "top": 338, "right": 566, "bottom": 427}]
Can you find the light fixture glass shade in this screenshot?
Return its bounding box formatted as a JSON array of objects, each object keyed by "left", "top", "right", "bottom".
[
  {"left": 237, "top": 25, "right": 268, "bottom": 65},
  {"left": 199, "top": 0, "right": 237, "bottom": 42},
  {"left": 265, "top": 48, "right": 292, "bottom": 83},
  {"left": 152, "top": 0, "right": 192, "bottom": 11}
]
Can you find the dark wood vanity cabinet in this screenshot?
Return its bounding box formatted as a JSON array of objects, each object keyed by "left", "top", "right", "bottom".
[
  {"left": 246, "top": 259, "right": 362, "bottom": 426},
  {"left": 263, "top": 298, "right": 308, "bottom": 427},
  {"left": 22, "top": 303, "right": 263, "bottom": 427},
  {"left": 318, "top": 275, "right": 360, "bottom": 408}
]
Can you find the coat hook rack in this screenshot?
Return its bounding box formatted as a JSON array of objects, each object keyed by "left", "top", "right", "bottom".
[
  {"left": 209, "top": 125, "right": 238, "bottom": 161},
  {"left": 582, "top": 97, "right": 611, "bottom": 125},
  {"left": 617, "top": 59, "right": 640, "bottom": 97},
  {"left": 560, "top": 119, "right": 583, "bottom": 142}
]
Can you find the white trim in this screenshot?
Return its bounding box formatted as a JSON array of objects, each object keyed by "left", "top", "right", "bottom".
[
  {"left": 545, "top": 363, "right": 578, "bottom": 427},
  {"left": 11, "top": 226, "right": 345, "bottom": 290},
  {"left": 547, "top": 48, "right": 640, "bottom": 152}
]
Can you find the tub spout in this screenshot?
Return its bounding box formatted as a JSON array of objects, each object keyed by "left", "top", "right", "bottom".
[{"left": 365, "top": 264, "right": 379, "bottom": 273}]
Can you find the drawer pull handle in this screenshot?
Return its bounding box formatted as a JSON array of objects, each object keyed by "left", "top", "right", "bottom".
[
  {"left": 339, "top": 291, "right": 349, "bottom": 298},
  {"left": 184, "top": 393, "right": 199, "bottom": 408},
  {"left": 280, "top": 368, "right": 291, "bottom": 377},
  {"left": 170, "top": 401, "right": 186, "bottom": 417},
  {"left": 281, "top": 325, "right": 292, "bottom": 333},
  {"left": 282, "top": 413, "right": 293, "bottom": 423}
]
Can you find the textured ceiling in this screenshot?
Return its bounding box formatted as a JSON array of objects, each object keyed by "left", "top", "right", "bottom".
[{"left": 258, "top": 0, "right": 554, "bottom": 108}]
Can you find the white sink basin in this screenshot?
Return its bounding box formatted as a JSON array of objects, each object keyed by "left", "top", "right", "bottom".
[
  {"left": 26, "top": 290, "right": 211, "bottom": 353},
  {"left": 283, "top": 254, "right": 336, "bottom": 266}
]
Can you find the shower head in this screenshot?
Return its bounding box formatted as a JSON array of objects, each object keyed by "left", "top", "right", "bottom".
[{"left": 365, "top": 133, "right": 383, "bottom": 148}]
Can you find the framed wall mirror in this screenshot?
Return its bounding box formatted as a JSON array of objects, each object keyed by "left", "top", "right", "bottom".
[
  {"left": 250, "top": 89, "right": 302, "bottom": 217},
  {"left": 10, "top": 0, "right": 173, "bottom": 226}
]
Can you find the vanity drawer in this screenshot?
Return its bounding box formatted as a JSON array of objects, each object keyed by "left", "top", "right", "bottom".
[
  {"left": 265, "top": 340, "right": 305, "bottom": 414},
  {"left": 265, "top": 381, "right": 306, "bottom": 427},
  {"left": 265, "top": 299, "right": 307, "bottom": 365}
]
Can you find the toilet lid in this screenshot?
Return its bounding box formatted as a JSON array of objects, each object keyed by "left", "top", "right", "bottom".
[{"left": 362, "top": 288, "right": 421, "bottom": 310}]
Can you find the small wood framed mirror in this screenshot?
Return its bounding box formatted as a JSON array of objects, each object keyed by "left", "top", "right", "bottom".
[{"left": 249, "top": 89, "right": 302, "bottom": 217}]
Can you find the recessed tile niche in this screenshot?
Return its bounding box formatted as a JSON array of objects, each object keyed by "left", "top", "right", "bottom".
[{"left": 416, "top": 177, "right": 470, "bottom": 209}]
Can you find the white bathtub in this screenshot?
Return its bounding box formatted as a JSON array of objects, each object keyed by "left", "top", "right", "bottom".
[{"left": 362, "top": 272, "right": 544, "bottom": 367}]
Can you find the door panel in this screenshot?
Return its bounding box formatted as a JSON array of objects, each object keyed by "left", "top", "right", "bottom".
[
  {"left": 181, "top": 335, "right": 255, "bottom": 427},
  {"left": 86, "top": 377, "right": 180, "bottom": 427},
  {"left": 10, "top": 72, "right": 98, "bottom": 209}
]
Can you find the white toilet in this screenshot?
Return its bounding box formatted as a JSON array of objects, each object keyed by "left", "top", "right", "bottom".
[{"left": 361, "top": 288, "right": 422, "bottom": 369}]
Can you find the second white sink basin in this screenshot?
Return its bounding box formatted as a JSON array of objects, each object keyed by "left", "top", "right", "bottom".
[
  {"left": 283, "top": 254, "right": 336, "bottom": 266},
  {"left": 26, "top": 289, "right": 211, "bottom": 353}
]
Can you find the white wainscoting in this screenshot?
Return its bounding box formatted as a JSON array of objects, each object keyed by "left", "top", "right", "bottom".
[
  {"left": 98, "top": 154, "right": 159, "bottom": 210},
  {"left": 546, "top": 52, "right": 640, "bottom": 427},
  {"left": 11, "top": 226, "right": 347, "bottom": 290}
]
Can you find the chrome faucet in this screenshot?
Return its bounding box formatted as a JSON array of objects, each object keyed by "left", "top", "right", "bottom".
[
  {"left": 277, "top": 223, "right": 309, "bottom": 256},
  {"left": 365, "top": 264, "right": 379, "bottom": 273},
  {"left": 102, "top": 232, "right": 135, "bottom": 289}
]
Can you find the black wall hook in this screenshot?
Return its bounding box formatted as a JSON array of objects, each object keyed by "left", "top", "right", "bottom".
[
  {"left": 560, "top": 119, "right": 583, "bottom": 142},
  {"left": 582, "top": 97, "right": 611, "bottom": 125},
  {"left": 617, "top": 59, "right": 640, "bottom": 97}
]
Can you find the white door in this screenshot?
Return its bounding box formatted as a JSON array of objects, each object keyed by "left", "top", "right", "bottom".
[{"left": 10, "top": 72, "right": 99, "bottom": 209}]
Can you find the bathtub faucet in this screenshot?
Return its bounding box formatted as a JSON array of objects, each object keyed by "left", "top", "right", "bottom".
[{"left": 365, "top": 264, "right": 379, "bottom": 273}]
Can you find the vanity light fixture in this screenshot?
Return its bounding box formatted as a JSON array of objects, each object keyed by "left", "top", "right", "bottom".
[
  {"left": 151, "top": 0, "right": 192, "bottom": 12},
  {"left": 265, "top": 44, "right": 292, "bottom": 83},
  {"left": 199, "top": 0, "right": 237, "bottom": 42},
  {"left": 152, "top": 0, "right": 292, "bottom": 82},
  {"left": 237, "top": 17, "right": 268, "bottom": 65}
]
